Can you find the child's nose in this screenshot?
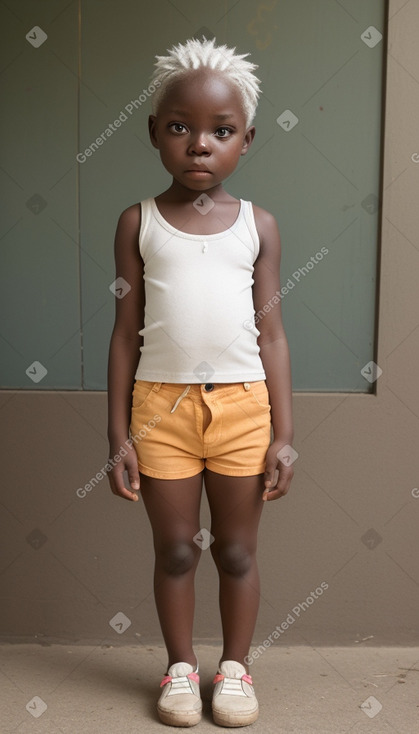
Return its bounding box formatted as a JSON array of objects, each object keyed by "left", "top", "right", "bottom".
[{"left": 188, "top": 133, "right": 210, "bottom": 155}]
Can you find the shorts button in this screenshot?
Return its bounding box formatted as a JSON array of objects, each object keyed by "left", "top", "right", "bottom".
[
  {"left": 204, "top": 383, "right": 214, "bottom": 392},
  {"left": 243, "top": 382, "right": 250, "bottom": 391}
]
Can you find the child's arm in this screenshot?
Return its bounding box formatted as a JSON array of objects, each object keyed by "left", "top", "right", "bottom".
[
  {"left": 107, "top": 204, "right": 144, "bottom": 501},
  {"left": 252, "top": 206, "right": 294, "bottom": 501}
]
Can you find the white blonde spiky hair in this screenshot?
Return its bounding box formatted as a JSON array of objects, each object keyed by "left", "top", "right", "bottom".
[{"left": 151, "top": 37, "right": 261, "bottom": 127}]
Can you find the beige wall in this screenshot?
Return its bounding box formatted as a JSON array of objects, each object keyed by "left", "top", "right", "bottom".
[{"left": 1, "top": 0, "right": 418, "bottom": 646}]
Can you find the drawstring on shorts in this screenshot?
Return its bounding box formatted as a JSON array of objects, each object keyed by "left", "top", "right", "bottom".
[{"left": 170, "top": 385, "right": 191, "bottom": 413}]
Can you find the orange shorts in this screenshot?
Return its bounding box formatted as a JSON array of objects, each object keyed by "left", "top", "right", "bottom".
[{"left": 129, "top": 380, "right": 272, "bottom": 480}]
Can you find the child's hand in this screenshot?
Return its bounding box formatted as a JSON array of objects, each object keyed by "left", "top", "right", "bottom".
[
  {"left": 107, "top": 443, "right": 140, "bottom": 502},
  {"left": 262, "top": 441, "right": 294, "bottom": 501}
]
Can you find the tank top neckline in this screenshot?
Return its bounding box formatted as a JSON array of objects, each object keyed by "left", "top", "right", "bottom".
[{"left": 149, "top": 197, "right": 245, "bottom": 241}]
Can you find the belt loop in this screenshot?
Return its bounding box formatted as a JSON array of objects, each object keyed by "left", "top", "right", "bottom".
[{"left": 152, "top": 382, "right": 162, "bottom": 392}]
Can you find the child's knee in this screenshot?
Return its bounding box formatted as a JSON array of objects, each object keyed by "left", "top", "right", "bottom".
[
  {"left": 212, "top": 541, "right": 253, "bottom": 577},
  {"left": 157, "top": 540, "right": 200, "bottom": 576}
]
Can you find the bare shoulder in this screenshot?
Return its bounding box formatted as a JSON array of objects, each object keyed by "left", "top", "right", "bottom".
[
  {"left": 114, "top": 203, "right": 142, "bottom": 264},
  {"left": 251, "top": 203, "right": 281, "bottom": 253},
  {"left": 117, "top": 202, "right": 141, "bottom": 235}
]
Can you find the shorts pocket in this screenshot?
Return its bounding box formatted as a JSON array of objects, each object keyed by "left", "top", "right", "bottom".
[
  {"left": 248, "top": 381, "right": 271, "bottom": 410},
  {"left": 132, "top": 381, "right": 160, "bottom": 410}
]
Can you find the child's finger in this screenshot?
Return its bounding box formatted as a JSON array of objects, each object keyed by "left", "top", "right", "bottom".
[
  {"left": 123, "top": 468, "right": 140, "bottom": 491},
  {"left": 263, "top": 468, "right": 279, "bottom": 500},
  {"left": 271, "top": 480, "right": 292, "bottom": 500},
  {"left": 118, "top": 483, "right": 140, "bottom": 502},
  {"left": 110, "top": 470, "right": 140, "bottom": 502},
  {"left": 264, "top": 467, "right": 279, "bottom": 488},
  {"left": 263, "top": 467, "right": 293, "bottom": 500}
]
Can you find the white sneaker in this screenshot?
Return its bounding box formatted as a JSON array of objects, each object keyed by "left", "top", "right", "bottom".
[
  {"left": 157, "top": 661, "right": 202, "bottom": 727},
  {"left": 212, "top": 660, "right": 259, "bottom": 727}
]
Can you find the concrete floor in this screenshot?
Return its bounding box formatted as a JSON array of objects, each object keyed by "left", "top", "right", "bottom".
[{"left": 1, "top": 643, "right": 418, "bottom": 733}]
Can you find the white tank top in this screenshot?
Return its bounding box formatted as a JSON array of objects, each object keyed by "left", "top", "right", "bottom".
[{"left": 134, "top": 197, "right": 266, "bottom": 383}]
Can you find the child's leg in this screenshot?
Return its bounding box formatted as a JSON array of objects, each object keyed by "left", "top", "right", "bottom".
[
  {"left": 204, "top": 469, "right": 265, "bottom": 672},
  {"left": 140, "top": 471, "right": 203, "bottom": 670}
]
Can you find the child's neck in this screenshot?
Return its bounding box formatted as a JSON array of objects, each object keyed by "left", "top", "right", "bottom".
[
  {"left": 154, "top": 182, "right": 241, "bottom": 235},
  {"left": 158, "top": 181, "right": 236, "bottom": 204}
]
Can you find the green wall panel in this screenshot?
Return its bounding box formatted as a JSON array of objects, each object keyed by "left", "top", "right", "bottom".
[{"left": 0, "top": 0, "right": 80, "bottom": 388}]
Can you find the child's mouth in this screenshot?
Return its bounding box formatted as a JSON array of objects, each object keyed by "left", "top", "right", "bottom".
[{"left": 185, "top": 168, "right": 212, "bottom": 177}]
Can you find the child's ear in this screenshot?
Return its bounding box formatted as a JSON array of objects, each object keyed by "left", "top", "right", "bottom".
[
  {"left": 240, "top": 126, "right": 256, "bottom": 156},
  {"left": 148, "top": 115, "right": 159, "bottom": 149}
]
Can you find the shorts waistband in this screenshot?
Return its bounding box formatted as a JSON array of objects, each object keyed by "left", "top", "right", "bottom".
[{"left": 134, "top": 380, "right": 265, "bottom": 413}]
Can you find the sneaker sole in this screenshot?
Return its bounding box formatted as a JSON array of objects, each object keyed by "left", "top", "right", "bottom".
[
  {"left": 212, "top": 705, "right": 259, "bottom": 727},
  {"left": 157, "top": 706, "right": 202, "bottom": 727}
]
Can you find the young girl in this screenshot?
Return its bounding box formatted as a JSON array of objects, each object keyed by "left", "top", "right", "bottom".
[{"left": 107, "top": 37, "right": 294, "bottom": 728}]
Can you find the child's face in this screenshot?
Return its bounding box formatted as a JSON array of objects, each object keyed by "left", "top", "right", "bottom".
[{"left": 149, "top": 70, "right": 255, "bottom": 193}]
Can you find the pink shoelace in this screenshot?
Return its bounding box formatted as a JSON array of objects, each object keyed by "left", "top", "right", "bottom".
[{"left": 160, "top": 671, "right": 200, "bottom": 687}]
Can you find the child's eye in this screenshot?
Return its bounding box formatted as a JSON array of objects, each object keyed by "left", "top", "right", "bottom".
[
  {"left": 169, "top": 123, "right": 188, "bottom": 134},
  {"left": 215, "top": 127, "right": 233, "bottom": 138}
]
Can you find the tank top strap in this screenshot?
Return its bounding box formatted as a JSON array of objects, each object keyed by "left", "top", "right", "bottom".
[{"left": 239, "top": 199, "right": 260, "bottom": 261}]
